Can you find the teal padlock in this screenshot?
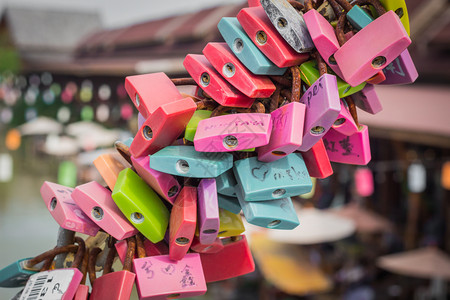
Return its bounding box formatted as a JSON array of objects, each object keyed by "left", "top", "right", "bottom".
[
  {"left": 112, "top": 168, "right": 170, "bottom": 243},
  {"left": 0, "top": 259, "right": 42, "bottom": 287},
  {"left": 233, "top": 153, "right": 312, "bottom": 201},
  {"left": 217, "top": 17, "right": 287, "bottom": 75},
  {"left": 149, "top": 146, "right": 233, "bottom": 178},
  {"left": 236, "top": 191, "right": 299, "bottom": 229},
  {"left": 218, "top": 194, "right": 241, "bottom": 214},
  {"left": 216, "top": 169, "right": 237, "bottom": 197},
  {"left": 347, "top": 5, "right": 374, "bottom": 30}
]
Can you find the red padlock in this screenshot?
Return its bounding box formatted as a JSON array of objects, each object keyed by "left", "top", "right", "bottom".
[{"left": 298, "top": 139, "right": 333, "bottom": 179}]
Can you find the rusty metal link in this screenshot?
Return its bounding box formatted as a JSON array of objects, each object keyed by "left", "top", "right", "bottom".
[
  {"left": 313, "top": 51, "right": 328, "bottom": 76},
  {"left": 71, "top": 237, "right": 86, "bottom": 269},
  {"left": 114, "top": 140, "right": 134, "bottom": 166},
  {"left": 288, "top": 0, "right": 305, "bottom": 11},
  {"left": 334, "top": 0, "right": 353, "bottom": 12},
  {"left": 135, "top": 234, "right": 146, "bottom": 259},
  {"left": 102, "top": 237, "right": 117, "bottom": 275},
  {"left": 336, "top": 13, "right": 348, "bottom": 46},
  {"left": 290, "top": 66, "right": 302, "bottom": 102},
  {"left": 354, "top": 0, "right": 386, "bottom": 15},
  {"left": 26, "top": 244, "right": 78, "bottom": 269},
  {"left": 80, "top": 248, "right": 89, "bottom": 285},
  {"left": 345, "top": 97, "right": 360, "bottom": 127},
  {"left": 170, "top": 77, "right": 196, "bottom": 86},
  {"left": 269, "top": 84, "right": 282, "bottom": 112},
  {"left": 328, "top": 0, "right": 344, "bottom": 17},
  {"left": 304, "top": 0, "right": 314, "bottom": 11},
  {"left": 88, "top": 247, "right": 102, "bottom": 285},
  {"left": 196, "top": 99, "right": 218, "bottom": 111},
  {"left": 269, "top": 75, "right": 291, "bottom": 87},
  {"left": 124, "top": 236, "right": 137, "bottom": 272},
  {"left": 280, "top": 89, "right": 292, "bottom": 102}
]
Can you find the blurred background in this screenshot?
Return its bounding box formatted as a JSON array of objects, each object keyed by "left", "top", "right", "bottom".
[{"left": 0, "top": 0, "right": 449, "bottom": 299}]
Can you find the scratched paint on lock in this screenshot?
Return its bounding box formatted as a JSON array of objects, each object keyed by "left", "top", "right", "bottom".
[{"left": 380, "top": 50, "right": 418, "bottom": 85}]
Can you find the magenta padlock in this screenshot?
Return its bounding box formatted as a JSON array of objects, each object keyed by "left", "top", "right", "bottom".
[
  {"left": 257, "top": 102, "right": 306, "bottom": 162},
  {"left": 303, "top": 9, "right": 344, "bottom": 78},
  {"left": 237, "top": 7, "right": 309, "bottom": 68},
  {"left": 131, "top": 155, "right": 180, "bottom": 204},
  {"left": 133, "top": 253, "right": 207, "bottom": 299},
  {"left": 40, "top": 182, "right": 100, "bottom": 236},
  {"left": 130, "top": 96, "right": 196, "bottom": 157},
  {"left": 380, "top": 49, "right": 418, "bottom": 85},
  {"left": 72, "top": 181, "right": 138, "bottom": 241},
  {"left": 355, "top": 167, "right": 374, "bottom": 197},
  {"left": 203, "top": 43, "right": 276, "bottom": 98},
  {"left": 323, "top": 125, "right": 371, "bottom": 165},
  {"left": 332, "top": 100, "right": 358, "bottom": 136},
  {"left": 297, "top": 74, "right": 341, "bottom": 152},
  {"left": 197, "top": 179, "right": 220, "bottom": 245},
  {"left": 190, "top": 236, "right": 224, "bottom": 254},
  {"left": 351, "top": 84, "right": 382, "bottom": 115},
  {"left": 334, "top": 11, "right": 411, "bottom": 86},
  {"left": 183, "top": 54, "right": 255, "bottom": 108},
  {"left": 194, "top": 113, "right": 272, "bottom": 152}
]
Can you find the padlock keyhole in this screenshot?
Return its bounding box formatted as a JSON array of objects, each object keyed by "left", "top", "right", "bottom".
[
  {"left": 167, "top": 294, "right": 181, "bottom": 299},
  {"left": 310, "top": 126, "right": 325, "bottom": 135},
  {"left": 50, "top": 197, "right": 57, "bottom": 211},
  {"left": 167, "top": 185, "right": 179, "bottom": 198},
  {"left": 372, "top": 56, "right": 387, "bottom": 68},
  {"left": 175, "top": 237, "right": 190, "bottom": 245},
  {"left": 223, "top": 63, "right": 236, "bottom": 78},
  {"left": 272, "top": 151, "right": 287, "bottom": 156},
  {"left": 268, "top": 220, "right": 281, "bottom": 228},
  {"left": 223, "top": 135, "right": 238, "bottom": 149},
  {"left": 135, "top": 93, "right": 140, "bottom": 107},
  {"left": 256, "top": 31, "right": 268, "bottom": 45},
  {"left": 200, "top": 73, "right": 210, "bottom": 87},
  {"left": 277, "top": 17, "right": 288, "bottom": 29},
  {"left": 202, "top": 229, "right": 218, "bottom": 234},
  {"left": 272, "top": 188, "right": 286, "bottom": 197},
  {"left": 91, "top": 206, "right": 104, "bottom": 221},
  {"left": 176, "top": 159, "right": 190, "bottom": 174},
  {"left": 328, "top": 54, "right": 337, "bottom": 65},
  {"left": 334, "top": 118, "right": 346, "bottom": 126},
  {"left": 234, "top": 38, "right": 244, "bottom": 53},
  {"left": 395, "top": 7, "right": 404, "bottom": 18},
  {"left": 130, "top": 212, "right": 144, "bottom": 224},
  {"left": 143, "top": 126, "right": 153, "bottom": 140}
]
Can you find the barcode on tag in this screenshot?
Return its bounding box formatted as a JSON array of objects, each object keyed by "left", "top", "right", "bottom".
[{"left": 19, "top": 269, "right": 76, "bottom": 300}]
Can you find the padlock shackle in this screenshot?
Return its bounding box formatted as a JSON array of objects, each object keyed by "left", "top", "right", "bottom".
[
  {"left": 124, "top": 236, "right": 137, "bottom": 272},
  {"left": 269, "top": 84, "right": 282, "bottom": 112},
  {"left": 80, "top": 248, "right": 89, "bottom": 285},
  {"left": 328, "top": 0, "right": 345, "bottom": 17},
  {"left": 336, "top": 13, "right": 347, "bottom": 46},
  {"left": 136, "top": 233, "right": 146, "bottom": 259},
  {"left": 334, "top": 0, "right": 353, "bottom": 12},
  {"left": 313, "top": 52, "right": 328, "bottom": 77},
  {"left": 171, "top": 77, "right": 196, "bottom": 86},
  {"left": 114, "top": 141, "right": 133, "bottom": 165},
  {"left": 25, "top": 244, "right": 78, "bottom": 269},
  {"left": 344, "top": 97, "right": 360, "bottom": 127},
  {"left": 354, "top": 0, "right": 386, "bottom": 16},
  {"left": 88, "top": 247, "right": 102, "bottom": 285},
  {"left": 298, "top": 0, "right": 310, "bottom": 11},
  {"left": 289, "top": 66, "right": 302, "bottom": 103},
  {"left": 71, "top": 237, "right": 86, "bottom": 269},
  {"left": 102, "top": 238, "right": 117, "bottom": 275}
]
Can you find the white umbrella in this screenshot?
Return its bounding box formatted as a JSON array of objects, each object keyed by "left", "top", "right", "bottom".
[
  {"left": 43, "top": 134, "right": 79, "bottom": 156},
  {"left": 18, "top": 116, "right": 63, "bottom": 136},
  {"left": 66, "top": 121, "right": 121, "bottom": 150}
]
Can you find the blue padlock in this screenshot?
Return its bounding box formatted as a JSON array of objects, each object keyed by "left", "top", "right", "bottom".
[
  {"left": 149, "top": 146, "right": 233, "bottom": 178},
  {"left": 218, "top": 194, "right": 242, "bottom": 214},
  {"left": 217, "top": 17, "right": 287, "bottom": 75},
  {"left": 216, "top": 169, "right": 238, "bottom": 197},
  {"left": 236, "top": 191, "right": 299, "bottom": 229},
  {"left": 233, "top": 153, "right": 312, "bottom": 201}
]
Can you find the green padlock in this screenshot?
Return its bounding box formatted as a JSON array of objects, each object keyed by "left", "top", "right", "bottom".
[
  {"left": 185, "top": 110, "right": 212, "bottom": 142},
  {"left": 112, "top": 168, "right": 170, "bottom": 243},
  {"left": 299, "top": 60, "right": 366, "bottom": 98}
]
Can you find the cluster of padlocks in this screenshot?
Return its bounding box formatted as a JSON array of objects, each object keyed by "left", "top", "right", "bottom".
[{"left": 1, "top": 0, "right": 417, "bottom": 299}]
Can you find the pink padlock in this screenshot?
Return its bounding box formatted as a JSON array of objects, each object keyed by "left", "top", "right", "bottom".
[
  {"left": 298, "top": 139, "right": 333, "bottom": 179},
  {"left": 237, "top": 7, "right": 309, "bottom": 68},
  {"left": 194, "top": 113, "right": 272, "bottom": 152},
  {"left": 257, "top": 102, "right": 305, "bottom": 162},
  {"left": 297, "top": 74, "right": 341, "bottom": 152},
  {"left": 131, "top": 155, "right": 181, "bottom": 204},
  {"left": 130, "top": 97, "right": 197, "bottom": 157},
  {"left": 248, "top": 0, "right": 262, "bottom": 6},
  {"left": 40, "top": 182, "right": 100, "bottom": 236},
  {"left": 197, "top": 179, "right": 220, "bottom": 245},
  {"left": 183, "top": 54, "right": 255, "bottom": 108},
  {"left": 351, "top": 84, "right": 382, "bottom": 115},
  {"left": 332, "top": 100, "right": 359, "bottom": 136},
  {"left": 323, "top": 125, "right": 371, "bottom": 165},
  {"left": 354, "top": 167, "right": 374, "bottom": 197},
  {"left": 203, "top": 42, "right": 276, "bottom": 98},
  {"left": 190, "top": 236, "right": 224, "bottom": 254},
  {"left": 169, "top": 186, "right": 197, "bottom": 261},
  {"left": 72, "top": 181, "right": 138, "bottom": 241},
  {"left": 334, "top": 11, "right": 411, "bottom": 87}
]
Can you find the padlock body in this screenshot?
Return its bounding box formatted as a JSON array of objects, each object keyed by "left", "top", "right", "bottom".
[
  {"left": 218, "top": 194, "right": 242, "bottom": 214},
  {"left": 380, "top": 49, "right": 418, "bottom": 85},
  {"left": 218, "top": 208, "right": 245, "bottom": 237},
  {"left": 185, "top": 110, "right": 212, "bottom": 142},
  {"left": 298, "top": 139, "right": 333, "bottom": 179},
  {"left": 93, "top": 153, "right": 128, "bottom": 190},
  {"left": 332, "top": 100, "right": 359, "bottom": 136},
  {"left": 90, "top": 270, "right": 136, "bottom": 300},
  {"left": 355, "top": 167, "right": 374, "bottom": 197},
  {"left": 190, "top": 236, "right": 224, "bottom": 254},
  {"left": 378, "top": 0, "right": 410, "bottom": 35},
  {"left": 0, "top": 258, "right": 37, "bottom": 287},
  {"left": 197, "top": 179, "right": 220, "bottom": 245},
  {"left": 351, "top": 84, "right": 383, "bottom": 114},
  {"left": 216, "top": 169, "right": 238, "bottom": 197}
]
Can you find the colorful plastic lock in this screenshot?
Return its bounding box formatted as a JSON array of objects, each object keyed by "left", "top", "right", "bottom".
[
  {"left": 197, "top": 179, "right": 220, "bottom": 245},
  {"left": 323, "top": 125, "right": 371, "bottom": 165},
  {"left": 332, "top": 100, "right": 359, "bottom": 136},
  {"left": 297, "top": 73, "right": 341, "bottom": 152},
  {"left": 40, "top": 182, "right": 100, "bottom": 236},
  {"left": 149, "top": 146, "right": 233, "bottom": 178},
  {"left": 377, "top": 0, "right": 410, "bottom": 35},
  {"left": 260, "top": 0, "right": 314, "bottom": 53},
  {"left": 237, "top": 192, "right": 299, "bottom": 229},
  {"left": 233, "top": 154, "right": 312, "bottom": 201},
  {"left": 190, "top": 236, "right": 224, "bottom": 254},
  {"left": 299, "top": 60, "right": 366, "bottom": 99},
  {"left": 183, "top": 54, "right": 255, "bottom": 108},
  {"left": 203, "top": 42, "right": 276, "bottom": 98},
  {"left": 380, "top": 49, "right": 418, "bottom": 85},
  {"left": 131, "top": 155, "right": 181, "bottom": 204},
  {"left": 257, "top": 102, "right": 306, "bottom": 162},
  {"left": 218, "top": 194, "right": 242, "bottom": 214},
  {"left": 185, "top": 110, "right": 213, "bottom": 142},
  {"left": 248, "top": 0, "right": 262, "bottom": 6},
  {"left": 72, "top": 181, "right": 138, "bottom": 241},
  {"left": 169, "top": 186, "right": 197, "bottom": 261},
  {"left": 237, "top": 7, "right": 309, "bottom": 68},
  {"left": 112, "top": 168, "right": 169, "bottom": 243},
  {"left": 334, "top": 11, "right": 411, "bottom": 87},
  {"left": 216, "top": 169, "right": 238, "bottom": 197},
  {"left": 217, "top": 17, "right": 287, "bottom": 75},
  {"left": 194, "top": 113, "right": 273, "bottom": 152},
  {"left": 200, "top": 235, "right": 255, "bottom": 282},
  {"left": 298, "top": 139, "right": 333, "bottom": 179},
  {"left": 133, "top": 253, "right": 207, "bottom": 299},
  {"left": 93, "top": 153, "right": 129, "bottom": 190},
  {"left": 355, "top": 167, "right": 374, "bottom": 197},
  {"left": 350, "top": 84, "right": 383, "bottom": 115},
  {"left": 218, "top": 208, "right": 245, "bottom": 237}
]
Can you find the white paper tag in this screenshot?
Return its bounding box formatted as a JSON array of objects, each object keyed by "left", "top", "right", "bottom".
[{"left": 19, "top": 269, "right": 75, "bottom": 300}]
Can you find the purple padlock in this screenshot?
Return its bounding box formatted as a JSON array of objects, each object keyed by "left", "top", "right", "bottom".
[
  {"left": 197, "top": 179, "right": 220, "bottom": 245},
  {"left": 332, "top": 100, "right": 358, "bottom": 136},
  {"left": 351, "top": 84, "right": 382, "bottom": 115},
  {"left": 257, "top": 102, "right": 306, "bottom": 162},
  {"left": 297, "top": 74, "right": 341, "bottom": 152},
  {"left": 380, "top": 49, "right": 418, "bottom": 85}
]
